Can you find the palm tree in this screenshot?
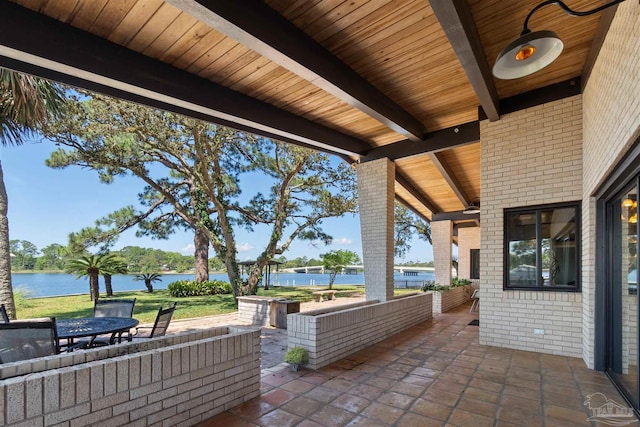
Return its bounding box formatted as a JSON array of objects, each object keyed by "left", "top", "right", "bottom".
[
  {"left": 66, "top": 255, "right": 101, "bottom": 301},
  {"left": 100, "top": 256, "right": 128, "bottom": 297},
  {"left": 0, "top": 69, "right": 64, "bottom": 318},
  {"left": 133, "top": 272, "right": 162, "bottom": 293},
  {"left": 65, "top": 253, "right": 121, "bottom": 300}
]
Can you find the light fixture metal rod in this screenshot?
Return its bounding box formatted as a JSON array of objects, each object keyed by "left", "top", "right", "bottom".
[{"left": 522, "top": 0, "right": 626, "bottom": 35}]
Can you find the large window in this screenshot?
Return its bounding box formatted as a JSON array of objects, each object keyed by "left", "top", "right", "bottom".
[{"left": 504, "top": 202, "right": 580, "bottom": 291}]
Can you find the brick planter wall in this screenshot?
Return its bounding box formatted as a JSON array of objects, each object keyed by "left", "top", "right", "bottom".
[
  {"left": 431, "top": 285, "right": 474, "bottom": 314},
  {"left": 0, "top": 327, "right": 261, "bottom": 426},
  {"left": 237, "top": 296, "right": 300, "bottom": 328},
  {"left": 287, "top": 293, "right": 432, "bottom": 370},
  {"left": 0, "top": 326, "right": 233, "bottom": 381},
  {"left": 237, "top": 296, "right": 273, "bottom": 327}
]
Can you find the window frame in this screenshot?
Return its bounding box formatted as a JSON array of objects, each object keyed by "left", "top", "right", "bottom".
[
  {"left": 470, "top": 249, "right": 480, "bottom": 280},
  {"left": 503, "top": 201, "right": 581, "bottom": 292}
]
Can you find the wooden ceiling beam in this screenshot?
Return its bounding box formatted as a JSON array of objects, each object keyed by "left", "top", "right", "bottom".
[
  {"left": 0, "top": 1, "right": 370, "bottom": 157},
  {"left": 362, "top": 121, "right": 479, "bottom": 162},
  {"left": 429, "top": 0, "right": 500, "bottom": 121},
  {"left": 478, "top": 78, "right": 581, "bottom": 120},
  {"left": 396, "top": 172, "right": 441, "bottom": 214},
  {"left": 0, "top": 56, "right": 365, "bottom": 161},
  {"left": 429, "top": 152, "right": 471, "bottom": 208},
  {"left": 433, "top": 211, "right": 479, "bottom": 221},
  {"left": 166, "top": 0, "right": 426, "bottom": 142}
]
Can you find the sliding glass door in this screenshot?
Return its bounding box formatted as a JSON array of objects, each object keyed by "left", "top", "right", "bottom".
[{"left": 607, "top": 181, "right": 639, "bottom": 407}]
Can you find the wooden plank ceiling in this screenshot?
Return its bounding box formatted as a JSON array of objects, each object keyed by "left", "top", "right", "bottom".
[{"left": 0, "top": 0, "right": 608, "bottom": 226}]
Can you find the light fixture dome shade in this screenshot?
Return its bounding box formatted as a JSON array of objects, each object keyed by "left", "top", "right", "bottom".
[
  {"left": 492, "top": 30, "right": 564, "bottom": 80},
  {"left": 463, "top": 204, "right": 481, "bottom": 214}
]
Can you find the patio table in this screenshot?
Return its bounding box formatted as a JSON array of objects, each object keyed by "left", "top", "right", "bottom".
[{"left": 57, "top": 317, "right": 139, "bottom": 349}]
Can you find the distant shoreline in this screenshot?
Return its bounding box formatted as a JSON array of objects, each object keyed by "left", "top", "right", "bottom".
[{"left": 11, "top": 271, "right": 432, "bottom": 298}]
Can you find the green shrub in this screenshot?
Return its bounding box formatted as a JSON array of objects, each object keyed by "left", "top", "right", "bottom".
[
  {"left": 451, "top": 278, "right": 471, "bottom": 287},
  {"left": 14, "top": 286, "right": 34, "bottom": 308},
  {"left": 420, "top": 280, "right": 450, "bottom": 292},
  {"left": 285, "top": 346, "right": 309, "bottom": 365},
  {"left": 167, "top": 279, "right": 233, "bottom": 297},
  {"left": 219, "top": 282, "right": 233, "bottom": 294}
]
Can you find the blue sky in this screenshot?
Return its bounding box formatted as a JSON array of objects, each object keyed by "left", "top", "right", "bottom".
[{"left": 1, "top": 138, "right": 434, "bottom": 263}]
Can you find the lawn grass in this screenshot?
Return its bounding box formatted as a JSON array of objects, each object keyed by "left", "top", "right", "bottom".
[
  {"left": 16, "top": 290, "right": 238, "bottom": 324},
  {"left": 15, "top": 285, "right": 418, "bottom": 323}
]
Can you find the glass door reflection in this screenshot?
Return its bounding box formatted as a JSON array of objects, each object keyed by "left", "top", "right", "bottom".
[{"left": 610, "top": 186, "right": 639, "bottom": 407}]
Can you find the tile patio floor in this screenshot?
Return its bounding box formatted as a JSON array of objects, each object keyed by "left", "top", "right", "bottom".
[{"left": 198, "top": 302, "right": 637, "bottom": 427}]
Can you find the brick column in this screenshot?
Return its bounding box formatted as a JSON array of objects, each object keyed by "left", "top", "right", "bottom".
[
  {"left": 432, "top": 220, "right": 453, "bottom": 285},
  {"left": 458, "top": 227, "right": 481, "bottom": 280},
  {"left": 357, "top": 158, "right": 395, "bottom": 302}
]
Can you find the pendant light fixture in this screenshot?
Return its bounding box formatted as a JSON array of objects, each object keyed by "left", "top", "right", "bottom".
[
  {"left": 492, "top": 0, "right": 626, "bottom": 80},
  {"left": 463, "top": 202, "right": 481, "bottom": 215}
]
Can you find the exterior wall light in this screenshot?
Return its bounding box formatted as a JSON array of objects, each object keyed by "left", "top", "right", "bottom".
[
  {"left": 492, "top": 0, "right": 626, "bottom": 79},
  {"left": 463, "top": 203, "right": 481, "bottom": 214}
]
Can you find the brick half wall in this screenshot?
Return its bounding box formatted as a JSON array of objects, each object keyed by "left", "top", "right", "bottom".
[
  {"left": 287, "top": 293, "right": 433, "bottom": 370},
  {"left": 237, "top": 296, "right": 275, "bottom": 327},
  {"left": 0, "top": 327, "right": 261, "bottom": 426}
]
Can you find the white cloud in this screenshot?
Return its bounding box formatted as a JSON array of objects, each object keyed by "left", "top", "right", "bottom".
[
  {"left": 237, "top": 242, "right": 255, "bottom": 252},
  {"left": 180, "top": 244, "right": 195, "bottom": 254},
  {"left": 332, "top": 237, "right": 353, "bottom": 245}
]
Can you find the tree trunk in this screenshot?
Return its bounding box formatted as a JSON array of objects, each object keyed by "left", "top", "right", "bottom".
[
  {"left": 103, "top": 274, "right": 113, "bottom": 296},
  {"left": 245, "top": 264, "right": 264, "bottom": 294},
  {"left": 194, "top": 227, "right": 209, "bottom": 282},
  {"left": 89, "top": 272, "right": 99, "bottom": 301},
  {"left": 0, "top": 162, "right": 16, "bottom": 319},
  {"left": 219, "top": 243, "right": 242, "bottom": 298},
  {"left": 212, "top": 209, "right": 242, "bottom": 297},
  {"left": 144, "top": 279, "right": 153, "bottom": 293},
  {"left": 243, "top": 215, "right": 284, "bottom": 295},
  {"left": 328, "top": 271, "right": 337, "bottom": 290}
]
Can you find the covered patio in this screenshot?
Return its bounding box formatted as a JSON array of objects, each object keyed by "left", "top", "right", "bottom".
[
  {"left": 1, "top": 0, "right": 640, "bottom": 424},
  {"left": 204, "top": 303, "right": 622, "bottom": 426}
]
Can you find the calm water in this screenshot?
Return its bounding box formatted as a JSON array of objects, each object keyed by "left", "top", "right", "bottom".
[{"left": 11, "top": 271, "right": 435, "bottom": 298}]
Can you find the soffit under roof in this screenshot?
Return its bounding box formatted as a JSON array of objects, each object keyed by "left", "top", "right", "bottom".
[{"left": 2, "top": 0, "right": 610, "bottom": 225}]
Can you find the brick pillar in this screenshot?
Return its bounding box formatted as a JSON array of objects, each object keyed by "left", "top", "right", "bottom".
[
  {"left": 432, "top": 220, "right": 453, "bottom": 285},
  {"left": 458, "top": 227, "right": 481, "bottom": 280},
  {"left": 357, "top": 158, "right": 395, "bottom": 302}
]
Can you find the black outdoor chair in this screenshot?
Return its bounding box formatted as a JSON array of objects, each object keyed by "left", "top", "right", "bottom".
[
  {"left": 133, "top": 303, "right": 177, "bottom": 339},
  {"left": 0, "top": 304, "right": 9, "bottom": 323},
  {"left": 92, "top": 298, "right": 137, "bottom": 346},
  {"left": 0, "top": 318, "right": 59, "bottom": 363},
  {"left": 94, "top": 298, "right": 137, "bottom": 318}
]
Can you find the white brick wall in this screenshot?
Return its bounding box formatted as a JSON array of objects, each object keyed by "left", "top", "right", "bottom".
[
  {"left": 458, "top": 227, "right": 480, "bottom": 280},
  {"left": 431, "top": 285, "right": 474, "bottom": 314},
  {"left": 357, "top": 158, "right": 395, "bottom": 301},
  {"left": 480, "top": 96, "right": 583, "bottom": 358},
  {"left": 0, "top": 327, "right": 261, "bottom": 426},
  {"left": 288, "top": 293, "right": 432, "bottom": 370},
  {"left": 0, "top": 328, "right": 232, "bottom": 381},
  {"left": 237, "top": 296, "right": 279, "bottom": 327},
  {"left": 582, "top": 1, "right": 640, "bottom": 369},
  {"left": 433, "top": 220, "right": 453, "bottom": 285}
]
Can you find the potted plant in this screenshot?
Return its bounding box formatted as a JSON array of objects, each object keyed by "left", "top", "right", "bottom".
[{"left": 285, "top": 346, "right": 309, "bottom": 371}]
